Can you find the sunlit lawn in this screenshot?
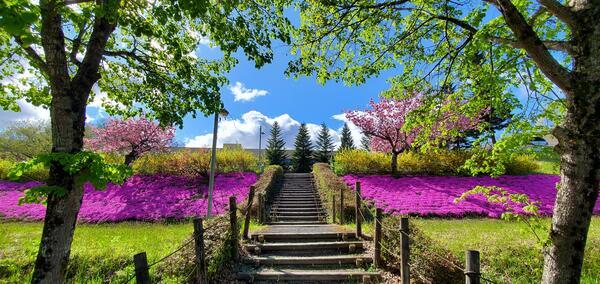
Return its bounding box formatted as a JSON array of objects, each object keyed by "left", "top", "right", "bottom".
[{"left": 0, "top": 221, "right": 193, "bottom": 283}]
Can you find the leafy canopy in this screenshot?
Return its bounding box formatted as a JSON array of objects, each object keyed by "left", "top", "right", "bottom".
[
  {"left": 289, "top": 0, "right": 566, "bottom": 174},
  {"left": 0, "top": 0, "right": 292, "bottom": 126}
]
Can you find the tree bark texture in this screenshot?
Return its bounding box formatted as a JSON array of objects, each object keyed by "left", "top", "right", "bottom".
[
  {"left": 542, "top": 1, "right": 600, "bottom": 282},
  {"left": 31, "top": 1, "right": 117, "bottom": 282}
]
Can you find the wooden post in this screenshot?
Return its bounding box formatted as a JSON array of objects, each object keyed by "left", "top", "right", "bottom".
[
  {"left": 339, "top": 187, "right": 345, "bottom": 224},
  {"left": 355, "top": 182, "right": 362, "bottom": 238},
  {"left": 257, "top": 193, "right": 264, "bottom": 224},
  {"left": 332, "top": 195, "right": 337, "bottom": 224},
  {"left": 193, "top": 218, "right": 206, "bottom": 283},
  {"left": 465, "top": 250, "right": 480, "bottom": 284},
  {"left": 374, "top": 208, "right": 382, "bottom": 268},
  {"left": 133, "top": 252, "right": 151, "bottom": 284},
  {"left": 229, "top": 195, "right": 238, "bottom": 261},
  {"left": 243, "top": 186, "right": 256, "bottom": 239},
  {"left": 400, "top": 217, "right": 410, "bottom": 284}
]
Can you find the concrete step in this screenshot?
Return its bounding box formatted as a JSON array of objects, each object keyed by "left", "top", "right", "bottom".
[
  {"left": 237, "top": 268, "right": 380, "bottom": 282},
  {"left": 242, "top": 254, "right": 373, "bottom": 266},
  {"left": 270, "top": 210, "right": 325, "bottom": 216},
  {"left": 272, "top": 202, "right": 322, "bottom": 207},
  {"left": 245, "top": 241, "right": 364, "bottom": 254},
  {"left": 268, "top": 221, "right": 328, "bottom": 225},
  {"left": 250, "top": 232, "right": 356, "bottom": 242},
  {"left": 270, "top": 216, "right": 323, "bottom": 222}
]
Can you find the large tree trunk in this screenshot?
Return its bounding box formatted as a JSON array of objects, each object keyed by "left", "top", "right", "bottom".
[
  {"left": 542, "top": 3, "right": 600, "bottom": 282},
  {"left": 124, "top": 151, "right": 137, "bottom": 166},
  {"left": 31, "top": 1, "right": 117, "bottom": 281},
  {"left": 31, "top": 90, "right": 89, "bottom": 283}
]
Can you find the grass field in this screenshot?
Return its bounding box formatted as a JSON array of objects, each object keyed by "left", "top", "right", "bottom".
[
  {"left": 346, "top": 217, "right": 599, "bottom": 283},
  {"left": 2, "top": 218, "right": 598, "bottom": 283},
  {"left": 414, "top": 218, "right": 600, "bottom": 283},
  {"left": 0, "top": 221, "right": 193, "bottom": 283}
]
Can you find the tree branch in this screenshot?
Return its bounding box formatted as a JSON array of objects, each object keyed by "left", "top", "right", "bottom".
[
  {"left": 64, "top": 0, "right": 94, "bottom": 6},
  {"left": 536, "top": 0, "right": 576, "bottom": 28},
  {"left": 14, "top": 36, "right": 50, "bottom": 75},
  {"left": 72, "top": 1, "right": 118, "bottom": 91},
  {"left": 491, "top": 0, "right": 571, "bottom": 92},
  {"left": 489, "top": 36, "right": 572, "bottom": 53}
]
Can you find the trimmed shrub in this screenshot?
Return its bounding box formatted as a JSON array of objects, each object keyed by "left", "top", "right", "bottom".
[
  {"left": 313, "top": 163, "right": 355, "bottom": 223},
  {"left": 132, "top": 149, "right": 259, "bottom": 176},
  {"left": 240, "top": 165, "right": 283, "bottom": 217},
  {"left": 334, "top": 149, "right": 540, "bottom": 176},
  {"left": 505, "top": 155, "right": 540, "bottom": 175}
]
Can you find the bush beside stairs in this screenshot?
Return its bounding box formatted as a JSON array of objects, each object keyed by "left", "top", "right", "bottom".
[{"left": 237, "top": 173, "right": 381, "bottom": 283}]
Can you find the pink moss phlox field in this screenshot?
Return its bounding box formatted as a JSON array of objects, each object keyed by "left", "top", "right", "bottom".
[
  {"left": 343, "top": 174, "right": 600, "bottom": 218},
  {"left": 0, "top": 173, "right": 256, "bottom": 222}
]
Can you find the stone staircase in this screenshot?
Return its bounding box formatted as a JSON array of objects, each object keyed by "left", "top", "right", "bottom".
[{"left": 238, "top": 173, "right": 380, "bottom": 283}]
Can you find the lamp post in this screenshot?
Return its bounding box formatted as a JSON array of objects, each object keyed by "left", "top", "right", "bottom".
[
  {"left": 258, "top": 125, "right": 266, "bottom": 172},
  {"left": 206, "top": 107, "right": 228, "bottom": 218}
]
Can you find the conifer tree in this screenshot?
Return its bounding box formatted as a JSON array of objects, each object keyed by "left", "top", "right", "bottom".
[
  {"left": 339, "top": 123, "right": 355, "bottom": 150},
  {"left": 314, "top": 123, "right": 335, "bottom": 163},
  {"left": 291, "top": 123, "right": 313, "bottom": 172},
  {"left": 266, "top": 122, "right": 286, "bottom": 166}
]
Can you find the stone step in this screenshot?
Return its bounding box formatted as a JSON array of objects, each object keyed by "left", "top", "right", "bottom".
[
  {"left": 277, "top": 195, "right": 318, "bottom": 198},
  {"left": 245, "top": 241, "right": 364, "bottom": 254},
  {"left": 270, "top": 210, "right": 325, "bottom": 216},
  {"left": 237, "top": 268, "right": 380, "bottom": 282},
  {"left": 270, "top": 216, "right": 323, "bottom": 222},
  {"left": 268, "top": 221, "right": 328, "bottom": 225},
  {"left": 250, "top": 232, "right": 356, "bottom": 242},
  {"left": 242, "top": 254, "right": 373, "bottom": 266},
  {"left": 275, "top": 196, "right": 319, "bottom": 200},
  {"left": 272, "top": 202, "right": 322, "bottom": 207}
]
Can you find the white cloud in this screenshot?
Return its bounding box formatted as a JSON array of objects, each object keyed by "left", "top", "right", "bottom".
[
  {"left": 0, "top": 99, "right": 50, "bottom": 127},
  {"left": 332, "top": 113, "right": 366, "bottom": 147},
  {"left": 229, "top": 82, "right": 269, "bottom": 102},
  {"left": 185, "top": 111, "right": 363, "bottom": 150}
]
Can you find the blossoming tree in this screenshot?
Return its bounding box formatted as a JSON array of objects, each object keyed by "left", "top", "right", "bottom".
[
  {"left": 86, "top": 118, "right": 175, "bottom": 165},
  {"left": 346, "top": 96, "right": 480, "bottom": 174}
]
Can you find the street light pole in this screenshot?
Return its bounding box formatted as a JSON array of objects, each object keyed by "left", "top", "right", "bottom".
[
  {"left": 258, "top": 126, "right": 265, "bottom": 172},
  {"left": 206, "top": 107, "right": 228, "bottom": 218},
  {"left": 206, "top": 112, "right": 219, "bottom": 218}
]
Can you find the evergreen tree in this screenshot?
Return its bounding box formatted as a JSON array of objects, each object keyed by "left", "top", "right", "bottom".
[
  {"left": 360, "top": 133, "right": 371, "bottom": 151},
  {"left": 265, "top": 122, "right": 287, "bottom": 166},
  {"left": 339, "top": 123, "right": 355, "bottom": 150},
  {"left": 314, "top": 123, "right": 335, "bottom": 163},
  {"left": 291, "top": 123, "right": 313, "bottom": 173}
]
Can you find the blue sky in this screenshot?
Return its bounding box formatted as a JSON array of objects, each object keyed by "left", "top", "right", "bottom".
[{"left": 160, "top": 40, "right": 401, "bottom": 149}]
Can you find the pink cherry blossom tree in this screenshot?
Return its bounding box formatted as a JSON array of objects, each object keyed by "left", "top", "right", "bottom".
[
  {"left": 85, "top": 117, "right": 175, "bottom": 165},
  {"left": 346, "top": 95, "right": 481, "bottom": 174}
]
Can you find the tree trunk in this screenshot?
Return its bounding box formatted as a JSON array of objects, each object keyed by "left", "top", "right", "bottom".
[
  {"left": 124, "top": 151, "right": 137, "bottom": 166},
  {"left": 390, "top": 151, "right": 398, "bottom": 175},
  {"left": 542, "top": 4, "right": 600, "bottom": 281},
  {"left": 31, "top": 90, "right": 89, "bottom": 283}
]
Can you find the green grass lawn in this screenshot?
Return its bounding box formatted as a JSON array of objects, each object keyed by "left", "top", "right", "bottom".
[
  {"left": 346, "top": 217, "right": 599, "bottom": 283},
  {"left": 414, "top": 217, "right": 600, "bottom": 283},
  {"left": 0, "top": 221, "right": 193, "bottom": 283},
  {"left": 2, "top": 218, "right": 599, "bottom": 283}
]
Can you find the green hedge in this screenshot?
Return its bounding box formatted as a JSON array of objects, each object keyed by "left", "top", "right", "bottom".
[
  {"left": 313, "top": 163, "right": 355, "bottom": 223},
  {"left": 333, "top": 149, "right": 540, "bottom": 176},
  {"left": 238, "top": 165, "right": 283, "bottom": 219}
]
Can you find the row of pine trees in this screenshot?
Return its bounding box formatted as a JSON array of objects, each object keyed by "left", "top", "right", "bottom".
[{"left": 265, "top": 122, "right": 370, "bottom": 173}]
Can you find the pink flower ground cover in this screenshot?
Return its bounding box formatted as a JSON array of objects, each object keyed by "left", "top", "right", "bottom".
[
  {"left": 0, "top": 173, "right": 257, "bottom": 222},
  {"left": 343, "top": 174, "right": 600, "bottom": 218}
]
